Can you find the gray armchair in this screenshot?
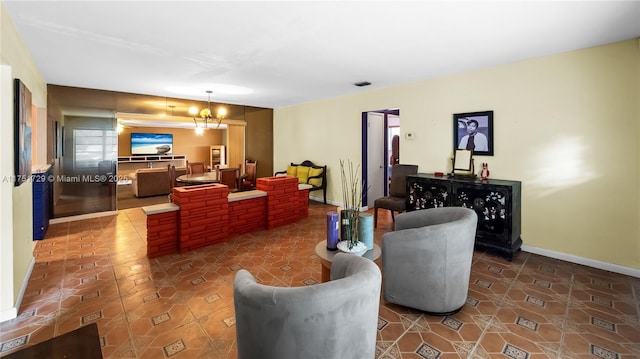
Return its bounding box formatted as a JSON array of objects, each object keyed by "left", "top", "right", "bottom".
[
  {"left": 233, "top": 253, "right": 381, "bottom": 359},
  {"left": 382, "top": 207, "right": 478, "bottom": 315},
  {"left": 374, "top": 164, "right": 418, "bottom": 227}
]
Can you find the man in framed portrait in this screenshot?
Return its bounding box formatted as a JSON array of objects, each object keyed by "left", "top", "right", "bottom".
[{"left": 457, "top": 118, "right": 488, "bottom": 152}]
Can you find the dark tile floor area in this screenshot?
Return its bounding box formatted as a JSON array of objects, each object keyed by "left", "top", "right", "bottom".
[{"left": 1, "top": 201, "right": 639, "bottom": 358}]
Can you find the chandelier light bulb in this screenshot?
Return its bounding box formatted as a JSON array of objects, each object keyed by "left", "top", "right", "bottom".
[
  {"left": 195, "top": 127, "right": 204, "bottom": 135},
  {"left": 200, "top": 107, "right": 211, "bottom": 119}
]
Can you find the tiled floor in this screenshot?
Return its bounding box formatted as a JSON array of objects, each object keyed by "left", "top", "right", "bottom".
[{"left": 1, "top": 201, "right": 639, "bottom": 358}]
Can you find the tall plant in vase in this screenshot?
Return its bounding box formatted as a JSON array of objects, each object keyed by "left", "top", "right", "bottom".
[{"left": 339, "top": 159, "right": 365, "bottom": 252}]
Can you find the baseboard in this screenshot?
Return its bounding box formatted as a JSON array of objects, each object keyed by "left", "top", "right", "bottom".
[
  {"left": 50, "top": 210, "right": 119, "bottom": 224},
  {"left": 309, "top": 196, "right": 342, "bottom": 207},
  {"left": 0, "top": 306, "right": 17, "bottom": 323},
  {"left": 522, "top": 245, "right": 640, "bottom": 278},
  {"left": 0, "top": 256, "right": 35, "bottom": 322},
  {"left": 306, "top": 199, "right": 639, "bottom": 278}
]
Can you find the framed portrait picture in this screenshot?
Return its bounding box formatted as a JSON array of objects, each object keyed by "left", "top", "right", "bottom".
[
  {"left": 453, "top": 110, "right": 494, "bottom": 156},
  {"left": 14, "top": 79, "right": 32, "bottom": 186}
]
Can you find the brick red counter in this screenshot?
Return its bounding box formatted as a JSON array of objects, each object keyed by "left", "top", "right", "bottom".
[
  {"left": 257, "top": 176, "right": 299, "bottom": 229},
  {"left": 297, "top": 188, "right": 309, "bottom": 220},
  {"left": 142, "top": 204, "right": 179, "bottom": 259},
  {"left": 172, "top": 184, "right": 229, "bottom": 253},
  {"left": 228, "top": 195, "right": 267, "bottom": 236},
  {"left": 143, "top": 177, "right": 310, "bottom": 258}
]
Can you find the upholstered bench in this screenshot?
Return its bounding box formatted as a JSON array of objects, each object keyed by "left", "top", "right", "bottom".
[{"left": 274, "top": 160, "right": 327, "bottom": 203}]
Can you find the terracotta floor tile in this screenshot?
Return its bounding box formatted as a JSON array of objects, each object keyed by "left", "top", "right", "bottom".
[{"left": 0, "top": 201, "right": 638, "bottom": 359}]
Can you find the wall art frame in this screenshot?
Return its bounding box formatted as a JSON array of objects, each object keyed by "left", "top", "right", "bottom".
[
  {"left": 453, "top": 110, "right": 494, "bottom": 156},
  {"left": 14, "top": 79, "right": 32, "bottom": 186}
]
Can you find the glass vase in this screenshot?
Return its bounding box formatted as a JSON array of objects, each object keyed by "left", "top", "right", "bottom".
[{"left": 340, "top": 209, "right": 359, "bottom": 249}]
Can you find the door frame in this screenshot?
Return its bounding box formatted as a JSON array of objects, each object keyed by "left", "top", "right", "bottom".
[{"left": 361, "top": 109, "right": 400, "bottom": 208}]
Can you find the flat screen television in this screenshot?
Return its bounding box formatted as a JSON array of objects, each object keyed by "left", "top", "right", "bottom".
[{"left": 131, "top": 133, "right": 173, "bottom": 155}]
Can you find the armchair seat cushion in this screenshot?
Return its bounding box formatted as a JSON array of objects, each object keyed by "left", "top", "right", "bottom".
[{"left": 374, "top": 196, "right": 406, "bottom": 212}]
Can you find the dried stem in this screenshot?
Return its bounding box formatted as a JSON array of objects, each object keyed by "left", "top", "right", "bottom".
[{"left": 340, "top": 159, "right": 363, "bottom": 248}]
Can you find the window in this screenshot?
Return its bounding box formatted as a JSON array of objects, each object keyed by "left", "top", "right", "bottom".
[{"left": 73, "top": 129, "right": 117, "bottom": 172}]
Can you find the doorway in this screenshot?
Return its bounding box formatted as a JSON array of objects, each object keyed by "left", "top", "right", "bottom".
[
  {"left": 54, "top": 117, "right": 118, "bottom": 218},
  {"left": 361, "top": 109, "right": 400, "bottom": 209}
]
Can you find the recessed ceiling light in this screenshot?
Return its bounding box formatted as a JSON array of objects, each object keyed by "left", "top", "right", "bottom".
[
  {"left": 166, "top": 84, "right": 253, "bottom": 97},
  {"left": 354, "top": 81, "right": 371, "bottom": 87}
]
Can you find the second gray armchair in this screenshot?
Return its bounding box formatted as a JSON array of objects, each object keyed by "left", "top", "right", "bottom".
[{"left": 382, "top": 207, "right": 478, "bottom": 315}]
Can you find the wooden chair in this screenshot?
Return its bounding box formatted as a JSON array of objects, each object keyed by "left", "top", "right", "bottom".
[
  {"left": 373, "top": 164, "right": 418, "bottom": 228},
  {"left": 167, "top": 164, "right": 177, "bottom": 187},
  {"left": 241, "top": 160, "right": 257, "bottom": 191},
  {"left": 187, "top": 161, "right": 206, "bottom": 175},
  {"left": 217, "top": 167, "right": 241, "bottom": 192}
]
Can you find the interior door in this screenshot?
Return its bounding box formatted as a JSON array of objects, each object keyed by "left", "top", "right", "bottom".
[{"left": 366, "top": 112, "right": 385, "bottom": 207}]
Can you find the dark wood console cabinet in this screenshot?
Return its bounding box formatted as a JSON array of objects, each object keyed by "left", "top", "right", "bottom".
[{"left": 407, "top": 173, "right": 522, "bottom": 261}]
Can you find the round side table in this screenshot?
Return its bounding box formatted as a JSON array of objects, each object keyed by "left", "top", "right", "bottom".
[{"left": 314, "top": 240, "right": 381, "bottom": 282}]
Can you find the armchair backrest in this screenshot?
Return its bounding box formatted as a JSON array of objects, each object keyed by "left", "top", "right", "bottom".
[
  {"left": 234, "top": 253, "right": 381, "bottom": 359},
  {"left": 244, "top": 160, "right": 257, "bottom": 182},
  {"left": 217, "top": 167, "right": 240, "bottom": 192},
  {"left": 389, "top": 164, "right": 418, "bottom": 197},
  {"left": 187, "top": 161, "right": 206, "bottom": 175},
  {"left": 395, "top": 206, "right": 477, "bottom": 231}
]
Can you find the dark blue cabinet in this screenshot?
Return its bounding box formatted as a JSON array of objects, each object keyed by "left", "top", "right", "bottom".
[{"left": 33, "top": 165, "right": 53, "bottom": 240}]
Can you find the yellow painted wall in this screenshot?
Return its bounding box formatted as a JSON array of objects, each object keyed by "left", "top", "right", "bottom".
[
  {"left": 274, "top": 39, "right": 640, "bottom": 270},
  {"left": 0, "top": 2, "right": 47, "bottom": 318}
]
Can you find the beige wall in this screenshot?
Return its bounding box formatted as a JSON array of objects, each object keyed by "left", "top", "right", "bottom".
[
  {"left": 274, "top": 39, "right": 640, "bottom": 271},
  {"left": 0, "top": 2, "right": 47, "bottom": 320}
]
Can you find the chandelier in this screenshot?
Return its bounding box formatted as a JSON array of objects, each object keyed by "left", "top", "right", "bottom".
[{"left": 189, "top": 90, "right": 227, "bottom": 135}]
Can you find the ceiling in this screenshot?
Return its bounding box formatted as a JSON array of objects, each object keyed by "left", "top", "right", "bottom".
[{"left": 4, "top": 1, "right": 640, "bottom": 109}]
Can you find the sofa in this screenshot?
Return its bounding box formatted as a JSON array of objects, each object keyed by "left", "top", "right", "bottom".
[
  {"left": 129, "top": 167, "right": 186, "bottom": 198},
  {"left": 274, "top": 160, "right": 327, "bottom": 203}
]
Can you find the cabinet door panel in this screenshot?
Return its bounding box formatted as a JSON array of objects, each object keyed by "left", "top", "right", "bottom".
[
  {"left": 455, "top": 186, "right": 511, "bottom": 244},
  {"left": 408, "top": 180, "right": 450, "bottom": 210}
]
